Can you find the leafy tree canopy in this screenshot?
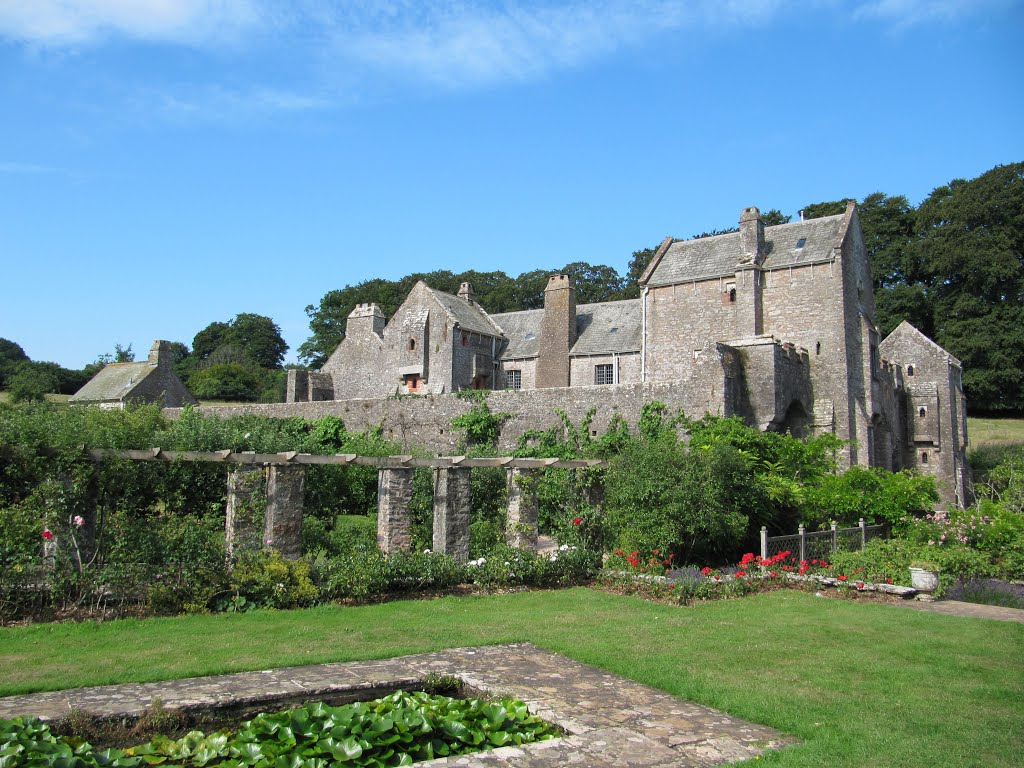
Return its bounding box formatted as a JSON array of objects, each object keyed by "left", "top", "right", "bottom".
[
  {"left": 803, "top": 162, "right": 1024, "bottom": 414},
  {"left": 192, "top": 314, "right": 288, "bottom": 370}
]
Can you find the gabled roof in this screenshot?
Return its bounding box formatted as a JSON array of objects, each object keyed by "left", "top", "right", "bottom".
[
  {"left": 643, "top": 213, "right": 846, "bottom": 286},
  {"left": 69, "top": 362, "right": 154, "bottom": 403},
  {"left": 422, "top": 283, "right": 505, "bottom": 338},
  {"left": 880, "top": 320, "right": 963, "bottom": 368},
  {"left": 492, "top": 300, "right": 641, "bottom": 360}
]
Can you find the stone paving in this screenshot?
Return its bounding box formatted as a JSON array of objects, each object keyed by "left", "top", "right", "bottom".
[
  {"left": 895, "top": 598, "right": 1024, "bottom": 623},
  {"left": 0, "top": 643, "right": 796, "bottom": 767}
]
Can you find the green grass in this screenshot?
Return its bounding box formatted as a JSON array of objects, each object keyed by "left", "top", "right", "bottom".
[
  {"left": 2, "top": 589, "right": 1022, "bottom": 767},
  {"left": 0, "top": 392, "right": 69, "bottom": 405},
  {"left": 967, "top": 416, "right": 1024, "bottom": 448}
]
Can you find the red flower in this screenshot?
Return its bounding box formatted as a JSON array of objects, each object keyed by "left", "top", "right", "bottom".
[
  {"left": 886, "top": 578, "right": 893, "bottom": 584},
  {"left": 811, "top": 559, "right": 818, "bottom": 565},
  {"left": 652, "top": 549, "right": 659, "bottom": 555},
  {"left": 714, "top": 575, "right": 720, "bottom": 581},
  {"left": 856, "top": 582, "right": 865, "bottom": 589},
  {"left": 736, "top": 570, "right": 746, "bottom": 577},
  {"left": 572, "top": 517, "right": 582, "bottom": 525},
  {"left": 838, "top": 575, "right": 848, "bottom": 582},
  {"left": 701, "top": 566, "right": 712, "bottom": 576},
  {"left": 769, "top": 571, "right": 777, "bottom": 578},
  {"left": 42, "top": 529, "right": 54, "bottom": 540}
]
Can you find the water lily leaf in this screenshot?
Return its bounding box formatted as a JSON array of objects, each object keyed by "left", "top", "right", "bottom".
[
  {"left": 488, "top": 731, "right": 511, "bottom": 746},
  {"left": 233, "top": 741, "right": 265, "bottom": 765},
  {"left": 323, "top": 736, "right": 362, "bottom": 762}
]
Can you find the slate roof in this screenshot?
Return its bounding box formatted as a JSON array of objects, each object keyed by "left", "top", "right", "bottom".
[
  {"left": 573, "top": 299, "right": 642, "bottom": 356},
  {"left": 425, "top": 285, "right": 505, "bottom": 338},
  {"left": 69, "top": 362, "right": 154, "bottom": 403},
  {"left": 881, "top": 320, "right": 963, "bottom": 367},
  {"left": 490, "top": 309, "right": 543, "bottom": 359},
  {"left": 646, "top": 214, "right": 846, "bottom": 286},
  {"left": 492, "top": 300, "right": 641, "bottom": 360}
]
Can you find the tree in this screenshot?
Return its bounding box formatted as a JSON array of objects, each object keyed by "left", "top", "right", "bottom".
[
  {"left": 8, "top": 362, "right": 58, "bottom": 402},
  {"left": 228, "top": 313, "right": 288, "bottom": 369},
  {"left": 0, "top": 338, "right": 28, "bottom": 389},
  {"left": 188, "top": 363, "right": 262, "bottom": 402},
  {"left": 913, "top": 163, "right": 1024, "bottom": 413},
  {"left": 559, "top": 262, "right": 626, "bottom": 304},
  {"left": 192, "top": 322, "right": 231, "bottom": 361}
]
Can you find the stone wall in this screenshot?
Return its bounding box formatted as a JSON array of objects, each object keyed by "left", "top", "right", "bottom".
[
  {"left": 167, "top": 366, "right": 736, "bottom": 453},
  {"left": 569, "top": 351, "right": 640, "bottom": 387}
]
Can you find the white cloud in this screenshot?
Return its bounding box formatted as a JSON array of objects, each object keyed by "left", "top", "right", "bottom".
[
  {"left": 852, "top": 0, "right": 1014, "bottom": 26},
  {"left": 0, "top": 0, "right": 260, "bottom": 44},
  {"left": 0, "top": 161, "right": 59, "bottom": 174}
]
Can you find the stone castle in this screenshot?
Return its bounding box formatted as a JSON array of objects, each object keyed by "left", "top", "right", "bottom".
[{"left": 194, "top": 202, "right": 969, "bottom": 507}]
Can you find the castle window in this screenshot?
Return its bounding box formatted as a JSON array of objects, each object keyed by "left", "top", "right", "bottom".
[
  {"left": 816, "top": 341, "right": 821, "bottom": 355},
  {"left": 919, "top": 407, "right": 927, "bottom": 419},
  {"left": 461, "top": 332, "right": 469, "bottom": 347},
  {"left": 723, "top": 282, "right": 736, "bottom": 304},
  {"left": 408, "top": 338, "right": 416, "bottom": 351},
  {"left": 403, "top": 374, "right": 422, "bottom": 393},
  {"left": 907, "top": 365, "right": 914, "bottom": 376},
  {"left": 795, "top": 238, "right": 806, "bottom": 249},
  {"left": 921, "top": 451, "right": 929, "bottom": 464},
  {"left": 505, "top": 370, "right": 522, "bottom": 390},
  {"left": 595, "top": 364, "right": 615, "bottom": 385}
]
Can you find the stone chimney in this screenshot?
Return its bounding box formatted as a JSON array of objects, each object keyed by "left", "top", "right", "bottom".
[
  {"left": 457, "top": 282, "right": 476, "bottom": 304},
  {"left": 536, "top": 274, "right": 576, "bottom": 388},
  {"left": 736, "top": 208, "right": 765, "bottom": 335},
  {"left": 739, "top": 206, "right": 766, "bottom": 266},
  {"left": 148, "top": 340, "right": 172, "bottom": 366},
  {"left": 346, "top": 303, "right": 385, "bottom": 340}
]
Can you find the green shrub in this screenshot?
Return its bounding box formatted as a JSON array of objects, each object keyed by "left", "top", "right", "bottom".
[
  {"left": 604, "top": 436, "right": 759, "bottom": 562},
  {"left": 224, "top": 551, "right": 319, "bottom": 610}
]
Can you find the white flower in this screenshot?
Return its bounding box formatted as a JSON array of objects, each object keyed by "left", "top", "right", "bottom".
[
  {"left": 423, "top": 549, "right": 432, "bottom": 554},
  {"left": 72, "top": 515, "right": 85, "bottom": 527},
  {"left": 559, "top": 544, "right": 569, "bottom": 551},
  {"left": 504, "top": 561, "right": 510, "bottom": 567}
]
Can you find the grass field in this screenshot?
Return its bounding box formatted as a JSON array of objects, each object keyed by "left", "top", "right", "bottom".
[
  {"left": 1, "top": 589, "right": 1022, "bottom": 767},
  {"left": 968, "top": 416, "right": 1024, "bottom": 448}
]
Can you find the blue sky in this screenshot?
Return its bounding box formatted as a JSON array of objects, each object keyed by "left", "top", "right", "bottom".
[{"left": 1, "top": 0, "right": 1022, "bottom": 369}]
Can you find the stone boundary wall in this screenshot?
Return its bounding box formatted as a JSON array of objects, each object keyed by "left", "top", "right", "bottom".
[{"left": 166, "top": 378, "right": 731, "bottom": 453}]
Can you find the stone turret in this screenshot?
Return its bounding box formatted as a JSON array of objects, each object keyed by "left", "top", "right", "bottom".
[
  {"left": 347, "top": 303, "right": 385, "bottom": 340},
  {"left": 536, "top": 274, "right": 576, "bottom": 388},
  {"left": 458, "top": 282, "right": 476, "bottom": 304}
]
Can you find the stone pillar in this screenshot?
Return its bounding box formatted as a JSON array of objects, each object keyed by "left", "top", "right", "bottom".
[
  {"left": 377, "top": 468, "right": 414, "bottom": 554},
  {"left": 581, "top": 471, "right": 604, "bottom": 510},
  {"left": 264, "top": 465, "right": 305, "bottom": 560},
  {"left": 225, "top": 469, "right": 264, "bottom": 560},
  {"left": 506, "top": 468, "right": 538, "bottom": 551},
  {"left": 433, "top": 468, "right": 472, "bottom": 562}
]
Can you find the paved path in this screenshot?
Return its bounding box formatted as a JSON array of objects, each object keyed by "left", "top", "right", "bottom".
[
  {"left": 896, "top": 599, "right": 1024, "bottom": 623},
  {"left": 0, "top": 643, "right": 796, "bottom": 767}
]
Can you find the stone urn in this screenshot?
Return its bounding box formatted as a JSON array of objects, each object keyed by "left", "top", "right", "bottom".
[{"left": 909, "top": 563, "right": 940, "bottom": 592}]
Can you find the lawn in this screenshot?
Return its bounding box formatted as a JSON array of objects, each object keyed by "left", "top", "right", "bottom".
[
  {"left": 1, "top": 588, "right": 1022, "bottom": 767},
  {"left": 967, "top": 416, "right": 1024, "bottom": 448}
]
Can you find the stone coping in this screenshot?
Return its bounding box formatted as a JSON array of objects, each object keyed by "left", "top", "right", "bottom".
[{"left": 0, "top": 643, "right": 796, "bottom": 767}]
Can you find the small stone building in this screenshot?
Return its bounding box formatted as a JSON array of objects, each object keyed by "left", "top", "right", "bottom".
[
  {"left": 71, "top": 340, "right": 196, "bottom": 409},
  {"left": 283, "top": 203, "right": 970, "bottom": 507}
]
